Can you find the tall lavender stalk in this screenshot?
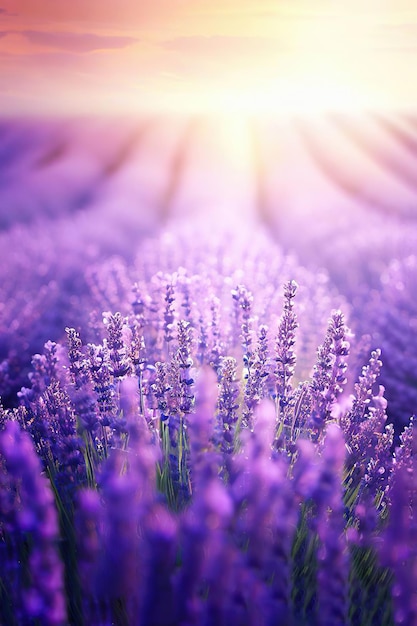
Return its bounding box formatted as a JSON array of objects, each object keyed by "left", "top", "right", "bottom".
[
  {"left": 175, "top": 369, "right": 235, "bottom": 625},
  {"left": 0, "top": 421, "right": 66, "bottom": 626},
  {"left": 232, "top": 400, "right": 298, "bottom": 625},
  {"left": 381, "top": 419, "right": 417, "bottom": 626},
  {"left": 216, "top": 356, "right": 240, "bottom": 458},
  {"left": 275, "top": 280, "right": 298, "bottom": 415},
  {"left": 310, "top": 311, "right": 350, "bottom": 438},
  {"left": 315, "top": 424, "right": 349, "bottom": 626}
]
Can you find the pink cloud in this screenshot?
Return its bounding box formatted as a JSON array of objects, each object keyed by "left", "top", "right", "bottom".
[
  {"left": 162, "top": 35, "right": 286, "bottom": 56},
  {"left": 9, "top": 0, "right": 182, "bottom": 27},
  {"left": 0, "top": 29, "right": 138, "bottom": 53}
]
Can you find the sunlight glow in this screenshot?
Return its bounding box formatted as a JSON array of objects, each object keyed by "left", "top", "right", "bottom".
[
  {"left": 125, "top": 8, "right": 379, "bottom": 116},
  {"left": 149, "top": 79, "right": 372, "bottom": 116}
]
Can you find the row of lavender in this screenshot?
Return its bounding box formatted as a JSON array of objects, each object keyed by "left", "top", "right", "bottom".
[
  {"left": 0, "top": 219, "right": 335, "bottom": 404},
  {"left": 0, "top": 222, "right": 415, "bottom": 624},
  {"left": 1, "top": 117, "right": 417, "bottom": 430},
  {"left": 0, "top": 206, "right": 157, "bottom": 407},
  {"left": 2, "top": 208, "right": 417, "bottom": 435},
  {"left": 274, "top": 206, "right": 417, "bottom": 431}
]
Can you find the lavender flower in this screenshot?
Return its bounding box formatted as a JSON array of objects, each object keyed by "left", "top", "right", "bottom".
[
  {"left": 389, "top": 415, "right": 414, "bottom": 486},
  {"left": 232, "top": 283, "right": 254, "bottom": 359},
  {"left": 74, "top": 488, "right": 102, "bottom": 623},
  {"left": 243, "top": 324, "right": 270, "bottom": 427},
  {"left": 103, "top": 311, "right": 131, "bottom": 379},
  {"left": 310, "top": 311, "right": 350, "bottom": 437},
  {"left": 208, "top": 295, "right": 222, "bottom": 371},
  {"left": 232, "top": 401, "right": 298, "bottom": 624},
  {"left": 162, "top": 274, "right": 177, "bottom": 349},
  {"left": 216, "top": 356, "right": 240, "bottom": 456},
  {"left": 380, "top": 458, "right": 417, "bottom": 626},
  {"left": 65, "top": 328, "right": 89, "bottom": 389},
  {"left": 140, "top": 502, "right": 178, "bottom": 626},
  {"left": 175, "top": 371, "right": 234, "bottom": 624},
  {"left": 341, "top": 348, "right": 383, "bottom": 444},
  {"left": 176, "top": 319, "right": 195, "bottom": 414},
  {"left": 315, "top": 424, "right": 349, "bottom": 626},
  {"left": 187, "top": 367, "right": 219, "bottom": 490},
  {"left": 275, "top": 279, "right": 298, "bottom": 412},
  {"left": 0, "top": 421, "right": 66, "bottom": 625},
  {"left": 87, "top": 342, "right": 117, "bottom": 431}
]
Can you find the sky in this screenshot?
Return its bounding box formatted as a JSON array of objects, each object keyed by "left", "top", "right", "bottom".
[{"left": 1, "top": 0, "right": 417, "bottom": 115}]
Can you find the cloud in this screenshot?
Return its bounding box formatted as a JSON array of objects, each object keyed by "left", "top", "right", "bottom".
[
  {"left": 0, "top": 29, "right": 139, "bottom": 54},
  {"left": 0, "top": 29, "right": 138, "bottom": 53},
  {"left": 20, "top": 30, "right": 138, "bottom": 52},
  {"left": 162, "top": 35, "right": 286, "bottom": 59},
  {"left": 0, "top": 30, "right": 139, "bottom": 53},
  {"left": 151, "top": 34, "right": 290, "bottom": 90},
  {"left": 0, "top": 7, "right": 17, "bottom": 17},
  {"left": 8, "top": 1, "right": 183, "bottom": 27}
]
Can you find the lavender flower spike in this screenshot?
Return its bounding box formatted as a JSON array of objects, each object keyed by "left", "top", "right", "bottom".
[
  {"left": 316, "top": 423, "right": 349, "bottom": 626},
  {"left": 0, "top": 420, "right": 66, "bottom": 626},
  {"left": 310, "top": 311, "right": 350, "bottom": 436},
  {"left": 382, "top": 419, "right": 417, "bottom": 626},
  {"left": 275, "top": 279, "right": 298, "bottom": 412},
  {"left": 188, "top": 366, "right": 219, "bottom": 491}
]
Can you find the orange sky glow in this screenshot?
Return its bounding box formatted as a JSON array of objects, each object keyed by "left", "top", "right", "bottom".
[{"left": 1, "top": 0, "right": 417, "bottom": 115}]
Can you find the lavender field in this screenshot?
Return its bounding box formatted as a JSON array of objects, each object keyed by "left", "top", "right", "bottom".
[{"left": 0, "top": 113, "right": 416, "bottom": 625}]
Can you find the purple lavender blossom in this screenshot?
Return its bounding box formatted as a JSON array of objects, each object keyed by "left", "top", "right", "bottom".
[
  {"left": 275, "top": 279, "right": 298, "bottom": 412},
  {"left": 232, "top": 400, "right": 299, "bottom": 625},
  {"left": 216, "top": 356, "right": 240, "bottom": 456},
  {"left": 315, "top": 424, "right": 349, "bottom": 626},
  {"left": 243, "top": 324, "right": 270, "bottom": 428},
  {"left": 175, "top": 369, "right": 234, "bottom": 624},
  {"left": 0, "top": 421, "right": 66, "bottom": 625},
  {"left": 103, "top": 311, "right": 131, "bottom": 379},
  {"left": 310, "top": 311, "right": 350, "bottom": 437},
  {"left": 380, "top": 457, "right": 417, "bottom": 626},
  {"left": 341, "top": 348, "right": 383, "bottom": 444}
]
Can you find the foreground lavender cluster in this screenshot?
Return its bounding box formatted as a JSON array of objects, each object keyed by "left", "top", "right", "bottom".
[
  {"left": 0, "top": 223, "right": 415, "bottom": 626},
  {"left": 280, "top": 209, "right": 417, "bottom": 430}
]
